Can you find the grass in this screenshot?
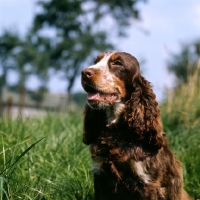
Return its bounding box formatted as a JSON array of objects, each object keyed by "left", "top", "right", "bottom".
[
  {"left": 161, "top": 63, "right": 200, "bottom": 199},
  {"left": 0, "top": 112, "right": 93, "bottom": 200},
  {"left": 1, "top": 65, "right": 200, "bottom": 199}
]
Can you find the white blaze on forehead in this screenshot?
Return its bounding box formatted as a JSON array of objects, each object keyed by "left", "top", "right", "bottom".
[
  {"left": 88, "top": 52, "right": 113, "bottom": 69},
  {"left": 88, "top": 52, "right": 115, "bottom": 85}
]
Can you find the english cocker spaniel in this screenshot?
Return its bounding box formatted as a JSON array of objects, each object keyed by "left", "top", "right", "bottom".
[{"left": 81, "top": 51, "right": 192, "bottom": 200}]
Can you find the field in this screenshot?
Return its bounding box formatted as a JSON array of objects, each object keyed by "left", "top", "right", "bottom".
[
  {"left": 0, "top": 112, "right": 93, "bottom": 200},
  {"left": 1, "top": 70, "right": 200, "bottom": 199},
  {"left": 160, "top": 67, "right": 200, "bottom": 199}
]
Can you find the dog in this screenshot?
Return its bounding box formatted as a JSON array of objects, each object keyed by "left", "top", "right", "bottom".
[{"left": 81, "top": 51, "right": 192, "bottom": 200}]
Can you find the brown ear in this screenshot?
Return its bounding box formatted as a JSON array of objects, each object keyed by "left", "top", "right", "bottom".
[
  {"left": 124, "top": 75, "right": 164, "bottom": 150},
  {"left": 83, "top": 105, "right": 106, "bottom": 145}
]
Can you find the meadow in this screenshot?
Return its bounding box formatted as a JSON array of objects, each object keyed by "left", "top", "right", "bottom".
[
  {"left": 161, "top": 66, "right": 200, "bottom": 199},
  {"left": 0, "top": 69, "right": 200, "bottom": 199},
  {"left": 0, "top": 112, "right": 93, "bottom": 200}
]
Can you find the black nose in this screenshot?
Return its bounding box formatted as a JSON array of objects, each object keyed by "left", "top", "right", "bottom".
[{"left": 81, "top": 68, "right": 95, "bottom": 78}]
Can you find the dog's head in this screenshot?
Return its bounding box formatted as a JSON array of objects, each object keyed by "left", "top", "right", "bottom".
[
  {"left": 82, "top": 51, "right": 163, "bottom": 149},
  {"left": 81, "top": 51, "right": 140, "bottom": 109}
]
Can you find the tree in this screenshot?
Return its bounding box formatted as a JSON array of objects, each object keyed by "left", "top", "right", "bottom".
[
  {"left": 0, "top": 31, "right": 22, "bottom": 115},
  {"left": 0, "top": 0, "right": 147, "bottom": 107},
  {"left": 168, "top": 39, "right": 200, "bottom": 85},
  {"left": 0, "top": 31, "right": 49, "bottom": 91},
  {"left": 0, "top": 31, "right": 22, "bottom": 93},
  {"left": 31, "top": 0, "right": 146, "bottom": 96},
  {"left": 16, "top": 33, "right": 50, "bottom": 89},
  {"left": 0, "top": 30, "right": 52, "bottom": 115}
]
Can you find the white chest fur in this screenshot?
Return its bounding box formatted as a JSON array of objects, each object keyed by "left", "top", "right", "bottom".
[
  {"left": 130, "top": 160, "right": 151, "bottom": 184},
  {"left": 106, "top": 102, "right": 125, "bottom": 125},
  {"left": 92, "top": 158, "right": 151, "bottom": 184}
]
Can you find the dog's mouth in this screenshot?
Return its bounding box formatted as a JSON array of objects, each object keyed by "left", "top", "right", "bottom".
[
  {"left": 87, "top": 92, "right": 118, "bottom": 102},
  {"left": 83, "top": 85, "right": 119, "bottom": 103}
]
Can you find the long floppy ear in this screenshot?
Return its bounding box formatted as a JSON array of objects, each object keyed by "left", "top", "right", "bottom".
[
  {"left": 83, "top": 105, "right": 106, "bottom": 145},
  {"left": 124, "top": 75, "right": 164, "bottom": 150}
]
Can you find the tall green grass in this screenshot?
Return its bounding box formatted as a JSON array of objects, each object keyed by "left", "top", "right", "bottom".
[
  {"left": 161, "top": 63, "right": 200, "bottom": 199},
  {"left": 0, "top": 112, "right": 93, "bottom": 200},
  {"left": 1, "top": 65, "right": 200, "bottom": 199}
]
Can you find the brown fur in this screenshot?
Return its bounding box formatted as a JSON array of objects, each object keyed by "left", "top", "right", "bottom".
[{"left": 81, "top": 51, "right": 192, "bottom": 200}]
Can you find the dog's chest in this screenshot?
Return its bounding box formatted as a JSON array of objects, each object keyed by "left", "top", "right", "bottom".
[
  {"left": 91, "top": 144, "right": 151, "bottom": 185},
  {"left": 90, "top": 126, "right": 152, "bottom": 184}
]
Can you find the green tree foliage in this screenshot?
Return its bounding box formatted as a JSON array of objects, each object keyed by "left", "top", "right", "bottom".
[
  {"left": 0, "top": 31, "right": 21, "bottom": 91},
  {"left": 0, "top": 31, "right": 26, "bottom": 115},
  {"left": 0, "top": 31, "right": 50, "bottom": 113},
  {"left": 168, "top": 39, "right": 200, "bottom": 85},
  {"left": 31, "top": 0, "right": 146, "bottom": 94},
  {"left": 0, "top": 31, "right": 49, "bottom": 90},
  {"left": 0, "top": 0, "right": 146, "bottom": 97},
  {"left": 16, "top": 34, "right": 50, "bottom": 88}
]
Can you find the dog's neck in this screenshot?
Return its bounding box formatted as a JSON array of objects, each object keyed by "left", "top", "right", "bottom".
[{"left": 106, "top": 102, "right": 125, "bottom": 125}]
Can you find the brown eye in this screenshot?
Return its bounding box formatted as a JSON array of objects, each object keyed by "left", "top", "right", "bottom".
[{"left": 114, "top": 60, "right": 122, "bottom": 65}]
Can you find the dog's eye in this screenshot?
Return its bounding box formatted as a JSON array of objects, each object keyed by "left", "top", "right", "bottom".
[{"left": 113, "top": 60, "right": 122, "bottom": 65}]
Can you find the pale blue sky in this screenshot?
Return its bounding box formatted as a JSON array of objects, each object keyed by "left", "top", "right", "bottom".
[{"left": 1, "top": 0, "right": 200, "bottom": 101}]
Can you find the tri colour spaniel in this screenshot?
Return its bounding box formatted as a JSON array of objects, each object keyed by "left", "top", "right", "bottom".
[{"left": 81, "top": 51, "right": 192, "bottom": 200}]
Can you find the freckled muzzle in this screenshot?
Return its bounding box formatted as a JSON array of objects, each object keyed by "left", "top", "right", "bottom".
[{"left": 81, "top": 67, "right": 122, "bottom": 107}]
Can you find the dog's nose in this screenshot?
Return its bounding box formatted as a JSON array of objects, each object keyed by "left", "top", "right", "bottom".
[{"left": 81, "top": 68, "right": 95, "bottom": 78}]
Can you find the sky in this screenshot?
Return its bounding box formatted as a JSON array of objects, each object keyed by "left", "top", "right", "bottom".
[{"left": 0, "top": 0, "right": 200, "bottom": 101}]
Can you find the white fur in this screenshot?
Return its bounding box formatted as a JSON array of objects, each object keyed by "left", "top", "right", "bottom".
[
  {"left": 131, "top": 161, "right": 151, "bottom": 184},
  {"left": 88, "top": 52, "right": 125, "bottom": 125},
  {"left": 88, "top": 52, "right": 113, "bottom": 70},
  {"left": 88, "top": 52, "right": 115, "bottom": 86},
  {"left": 106, "top": 102, "right": 125, "bottom": 124},
  {"left": 92, "top": 158, "right": 151, "bottom": 184}
]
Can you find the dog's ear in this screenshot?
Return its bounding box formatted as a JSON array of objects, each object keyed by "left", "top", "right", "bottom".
[
  {"left": 83, "top": 105, "right": 106, "bottom": 145},
  {"left": 124, "top": 75, "right": 164, "bottom": 150}
]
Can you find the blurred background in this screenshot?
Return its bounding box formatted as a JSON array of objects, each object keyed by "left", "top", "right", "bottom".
[{"left": 0, "top": 0, "right": 200, "bottom": 117}]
